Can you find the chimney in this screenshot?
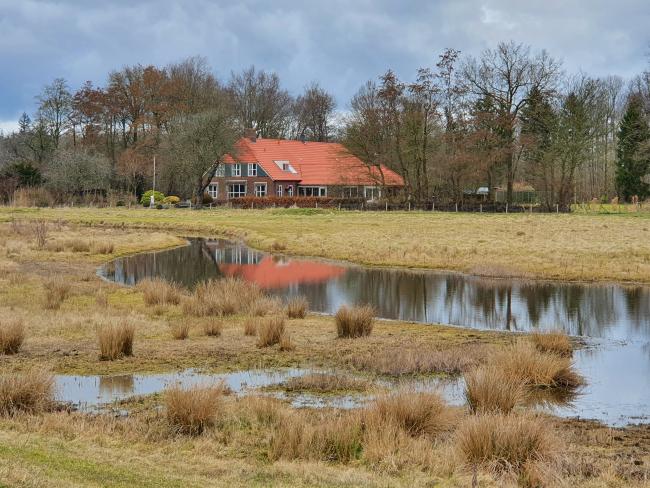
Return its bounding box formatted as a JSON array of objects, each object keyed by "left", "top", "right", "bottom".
[{"left": 244, "top": 128, "right": 257, "bottom": 143}]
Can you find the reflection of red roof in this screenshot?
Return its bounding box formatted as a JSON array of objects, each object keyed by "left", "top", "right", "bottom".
[
  {"left": 224, "top": 138, "right": 404, "bottom": 186},
  {"left": 219, "top": 256, "right": 346, "bottom": 289}
]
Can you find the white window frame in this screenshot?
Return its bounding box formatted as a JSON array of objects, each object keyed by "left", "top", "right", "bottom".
[
  {"left": 232, "top": 164, "right": 241, "bottom": 177},
  {"left": 207, "top": 183, "right": 219, "bottom": 199},
  {"left": 248, "top": 163, "right": 257, "bottom": 177},
  {"left": 227, "top": 183, "right": 246, "bottom": 199},
  {"left": 287, "top": 185, "right": 294, "bottom": 197},
  {"left": 276, "top": 184, "right": 283, "bottom": 197},
  {"left": 298, "top": 186, "right": 327, "bottom": 197},
  {"left": 364, "top": 186, "right": 381, "bottom": 200},
  {"left": 343, "top": 186, "right": 359, "bottom": 198},
  {"left": 214, "top": 165, "right": 225, "bottom": 177},
  {"left": 254, "top": 182, "right": 267, "bottom": 197}
]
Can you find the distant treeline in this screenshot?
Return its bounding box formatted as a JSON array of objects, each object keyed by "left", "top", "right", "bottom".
[{"left": 1, "top": 42, "right": 649, "bottom": 208}]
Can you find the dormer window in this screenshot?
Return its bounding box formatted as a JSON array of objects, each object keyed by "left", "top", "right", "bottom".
[{"left": 274, "top": 160, "right": 297, "bottom": 174}]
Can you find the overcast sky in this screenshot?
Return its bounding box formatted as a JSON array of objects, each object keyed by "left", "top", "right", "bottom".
[{"left": 1, "top": 0, "right": 648, "bottom": 133}]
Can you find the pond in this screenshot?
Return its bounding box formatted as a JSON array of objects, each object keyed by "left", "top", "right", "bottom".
[{"left": 99, "top": 238, "right": 650, "bottom": 426}]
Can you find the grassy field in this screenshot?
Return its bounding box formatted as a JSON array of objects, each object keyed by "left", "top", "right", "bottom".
[
  {"left": 0, "top": 215, "right": 648, "bottom": 486},
  {"left": 2, "top": 206, "right": 650, "bottom": 283}
]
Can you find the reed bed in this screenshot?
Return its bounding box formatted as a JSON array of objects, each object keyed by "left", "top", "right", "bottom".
[
  {"left": 0, "top": 369, "right": 55, "bottom": 415},
  {"left": 97, "top": 321, "right": 135, "bottom": 360},
  {"left": 243, "top": 317, "right": 257, "bottom": 336},
  {"left": 281, "top": 373, "right": 370, "bottom": 393},
  {"left": 531, "top": 331, "right": 573, "bottom": 356},
  {"left": 201, "top": 318, "right": 223, "bottom": 337},
  {"left": 335, "top": 305, "right": 374, "bottom": 338},
  {"left": 0, "top": 319, "right": 25, "bottom": 355},
  {"left": 183, "top": 278, "right": 261, "bottom": 316},
  {"left": 256, "top": 316, "right": 286, "bottom": 347},
  {"left": 137, "top": 278, "right": 182, "bottom": 306},
  {"left": 286, "top": 296, "right": 308, "bottom": 319},
  {"left": 43, "top": 277, "right": 71, "bottom": 310},
  {"left": 464, "top": 366, "right": 526, "bottom": 414},
  {"left": 248, "top": 296, "right": 282, "bottom": 317},
  {"left": 170, "top": 321, "right": 190, "bottom": 340},
  {"left": 164, "top": 383, "right": 226, "bottom": 435}
]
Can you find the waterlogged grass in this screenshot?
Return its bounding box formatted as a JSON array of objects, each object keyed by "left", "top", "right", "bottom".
[{"left": 3, "top": 206, "right": 650, "bottom": 282}]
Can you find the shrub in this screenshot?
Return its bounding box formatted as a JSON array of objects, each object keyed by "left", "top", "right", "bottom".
[
  {"left": 164, "top": 383, "right": 224, "bottom": 435},
  {"left": 531, "top": 331, "right": 572, "bottom": 356},
  {"left": 0, "top": 369, "right": 55, "bottom": 415},
  {"left": 140, "top": 190, "right": 165, "bottom": 206},
  {"left": 365, "top": 391, "right": 452, "bottom": 439},
  {"left": 0, "top": 319, "right": 25, "bottom": 355},
  {"left": 201, "top": 318, "right": 223, "bottom": 337},
  {"left": 286, "top": 296, "right": 308, "bottom": 319},
  {"left": 163, "top": 195, "right": 180, "bottom": 205},
  {"left": 335, "top": 305, "right": 374, "bottom": 338},
  {"left": 183, "top": 278, "right": 261, "bottom": 317},
  {"left": 243, "top": 318, "right": 257, "bottom": 336},
  {"left": 170, "top": 321, "right": 190, "bottom": 340},
  {"left": 97, "top": 321, "right": 135, "bottom": 360},
  {"left": 138, "top": 278, "right": 182, "bottom": 306},
  {"left": 454, "top": 413, "right": 561, "bottom": 485},
  {"left": 464, "top": 366, "right": 526, "bottom": 414},
  {"left": 44, "top": 277, "right": 71, "bottom": 310},
  {"left": 202, "top": 193, "right": 214, "bottom": 205},
  {"left": 257, "top": 316, "right": 286, "bottom": 347}
]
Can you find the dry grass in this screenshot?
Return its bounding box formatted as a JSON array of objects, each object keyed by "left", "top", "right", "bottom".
[
  {"left": 164, "top": 383, "right": 225, "bottom": 435},
  {"left": 69, "top": 238, "right": 91, "bottom": 253},
  {"left": 97, "top": 321, "right": 135, "bottom": 360},
  {"left": 489, "top": 341, "right": 584, "bottom": 389},
  {"left": 350, "top": 344, "right": 487, "bottom": 376},
  {"left": 365, "top": 391, "right": 453, "bottom": 439},
  {"left": 183, "top": 278, "right": 261, "bottom": 316},
  {"left": 286, "top": 296, "right": 308, "bottom": 319},
  {"left": 281, "top": 373, "right": 371, "bottom": 393},
  {"left": 248, "top": 296, "right": 282, "bottom": 316},
  {"left": 454, "top": 413, "right": 562, "bottom": 486},
  {"left": 201, "top": 318, "right": 223, "bottom": 337},
  {"left": 95, "top": 289, "right": 109, "bottom": 308},
  {"left": 137, "top": 278, "right": 182, "bottom": 306},
  {"left": 0, "top": 319, "right": 25, "bottom": 355},
  {"left": 335, "top": 305, "right": 374, "bottom": 338},
  {"left": 0, "top": 369, "right": 54, "bottom": 415},
  {"left": 278, "top": 331, "right": 295, "bottom": 351},
  {"left": 91, "top": 241, "right": 115, "bottom": 254},
  {"left": 256, "top": 316, "right": 286, "bottom": 347},
  {"left": 464, "top": 366, "right": 526, "bottom": 414},
  {"left": 43, "top": 277, "right": 71, "bottom": 310},
  {"left": 32, "top": 220, "right": 48, "bottom": 249},
  {"left": 531, "top": 331, "right": 573, "bottom": 356},
  {"left": 170, "top": 321, "right": 190, "bottom": 340},
  {"left": 243, "top": 317, "right": 257, "bottom": 336}
]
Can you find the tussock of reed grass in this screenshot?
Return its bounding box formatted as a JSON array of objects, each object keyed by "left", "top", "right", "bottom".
[
  {"left": 0, "top": 319, "right": 25, "bottom": 355},
  {"left": 281, "top": 373, "right": 370, "bottom": 393},
  {"left": 464, "top": 365, "right": 526, "bottom": 414},
  {"left": 69, "top": 239, "right": 91, "bottom": 253},
  {"left": 164, "top": 383, "right": 226, "bottom": 435},
  {"left": 286, "top": 296, "right": 308, "bottom": 319},
  {"left": 91, "top": 241, "right": 114, "bottom": 254},
  {"left": 0, "top": 369, "right": 55, "bottom": 415},
  {"left": 183, "top": 278, "right": 261, "bottom": 316},
  {"left": 335, "top": 304, "right": 374, "bottom": 338},
  {"left": 97, "top": 321, "right": 135, "bottom": 360},
  {"left": 454, "top": 413, "right": 561, "bottom": 486},
  {"left": 243, "top": 318, "right": 257, "bottom": 336},
  {"left": 138, "top": 278, "right": 182, "bottom": 306},
  {"left": 531, "top": 331, "right": 573, "bottom": 356},
  {"left": 278, "top": 331, "right": 295, "bottom": 351},
  {"left": 95, "top": 289, "right": 109, "bottom": 308},
  {"left": 43, "top": 277, "right": 71, "bottom": 310},
  {"left": 257, "top": 316, "right": 286, "bottom": 347},
  {"left": 201, "top": 318, "right": 223, "bottom": 337},
  {"left": 489, "top": 341, "right": 584, "bottom": 389},
  {"left": 350, "top": 345, "right": 486, "bottom": 376},
  {"left": 365, "top": 391, "right": 452, "bottom": 439},
  {"left": 248, "top": 296, "right": 282, "bottom": 317},
  {"left": 170, "top": 321, "right": 190, "bottom": 340}
]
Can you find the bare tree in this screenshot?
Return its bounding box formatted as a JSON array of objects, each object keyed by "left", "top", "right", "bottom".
[
  {"left": 45, "top": 147, "right": 112, "bottom": 195},
  {"left": 36, "top": 78, "right": 72, "bottom": 149},
  {"left": 293, "top": 83, "right": 336, "bottom": 141}
]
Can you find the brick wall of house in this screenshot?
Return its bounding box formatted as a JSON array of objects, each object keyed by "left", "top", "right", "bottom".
[{"left": 208, "top": 177, "right": 299, "bottom": 200}]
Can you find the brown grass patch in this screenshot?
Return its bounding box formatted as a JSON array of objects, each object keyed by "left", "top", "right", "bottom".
[
  {"left": 95, "top": 289, "right": 109, "bottom": 308},
  {"left": 286, "top": 295, "right": 308, "bottom": 319},
  {"left": 164, "top": 383, "right": 226, "bottom": 435},
  {"left": 248, "top": 296, "right": 282, "bottom": 317},
  {"left": 91, "top": 241, "right": 115, "bottom": 254},
  {"left": 0, "top": 319, "right": 25, "bottom": 355},
  {"left": 183, "top": 278, "right": 261, "bottom": 316},
  {"left": 201, "top": 318, "right": 223, "bottom": 337},
  {"left": 68, "top": 238, "right": 91, "bottom": 253},
  {"left": 0, "top": 369, "right": 55, "bottom": 415},
  {"left": 531, "top": 331, "right": 573, "bottom": 356},
  {"left": 243, "top": 317, "right": 257, "bottom": 336},
  {"left": 137, "top": 278, "right": 182, "bottom": 306},
  {"left": 256, "top": 316, "right": 286, "bottom": 347},
  {"left": 464, "top": 366, "right": 526, "bottom": 414},
  {"left": 97, "top": 321, "right": 135, "bottom": 360},
  {"left": 170, "top": 321, "right": 190, "bottom": 340},
  {"left": 281, "top": 373, "right": 370, "bottom": 393},
  {"left": 278, "top": 331, "right": 295, "bottom": 351},
  {"left": 454, "top": 413, "right": 562, "bottom": 486},
  {"left": 335, "top": 304, "right": 374, "bottom": 338},
  {"left": 43, "top": 277, "right": 71, "bottom": 310}
]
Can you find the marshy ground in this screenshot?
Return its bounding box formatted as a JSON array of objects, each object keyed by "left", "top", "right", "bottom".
[{"left": 0, "top": 211, "right": 648, "bottom": 487}]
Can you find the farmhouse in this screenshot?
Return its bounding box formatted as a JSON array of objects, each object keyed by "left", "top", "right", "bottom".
[{"left": 207, "top": 132, "right": 404, "bottom": 201}]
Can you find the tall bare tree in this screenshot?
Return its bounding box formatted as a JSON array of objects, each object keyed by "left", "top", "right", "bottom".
[{"left": 293, "top": 83, "right": 336, "bottom": 141}]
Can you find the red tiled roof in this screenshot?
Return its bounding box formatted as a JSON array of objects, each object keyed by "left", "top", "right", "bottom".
[{"left": 224, "top": 138, "right": 404, "bottom": 186}]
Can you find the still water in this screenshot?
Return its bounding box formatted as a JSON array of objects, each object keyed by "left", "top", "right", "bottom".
[{"left": 99, "top": 238, "right": 650, "bottom": 426}]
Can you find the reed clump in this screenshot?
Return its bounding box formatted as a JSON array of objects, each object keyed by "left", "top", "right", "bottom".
[
  {"left": 97, "top": 321, "right": 135, "bottom": 360},
  {"left": 201, "top": 318, "right": 223, "bottom": 337},
  {"left": 464, "top": 365, "right": 526, "bottom": 414},
  {"left": 256, "top": 316, "right": 286, "bottom": 347},
  {"left": 0, "top": 319, "right": 25, "bottom": 355},
  {"left": 164, "top": 383, "right": 225, "bottom": 435},
  {"left": 170, "top": 321, "right": 190, "bottom": 340},
  {"left": 183, "top": 278, "right": 261, "bottom": 317},
  {"left": 248, "top": 296, "right": 282, "bottom": 317},
  {"left": 281, "top": 373, "right": 370, "bottom": 393},
  {"left": 531, "top": 331, "right": 573, "bottom": 356},
  {"left": 138, "top": 278, "right": 182, "bottom": 306},
  {"left": 0, "top": 369, "right": 55, "bottom": 415},
  {"left": 43, "top": 277, "right": 71, "bottom": 310},
  {"left": 335, "top": 304, "right": 374, "bottom": 338},
  {"left": 286, "top": 296, "right": 308, "bottom": 319},
  {"left": 243, "top": 318, "right": 257, "bottom": 336}
]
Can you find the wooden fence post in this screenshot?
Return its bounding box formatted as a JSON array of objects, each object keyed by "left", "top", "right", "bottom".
[
  {"left": 432, "top": 202, "right": 435, "bottom": 212},
  {"left": 385, "top": 201, "right": 388, "bottom": 211},
  {"left": 480, "top": 204, "right": 482, "bottom": 213},
  {"left": 455, "top": 203, "right": 458, "bottom": 212},
  {"left": 408, "top": 201, "right": 411, "bottom": 211},
  {"left": 556, "top": 204, "right": 559, "bottom": 213},
  {"left": 505, "top": 203, "right": 508, "bottom": 214}
]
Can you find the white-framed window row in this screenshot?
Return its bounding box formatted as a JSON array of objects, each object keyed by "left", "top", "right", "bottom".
[
  {"left": 227, "top": 183, "right": 246, "bottom": 199},
  {"left": 343, "top": 186, "right": 359, "bottom": 198},
  {"left": 298, "top": 186, "right": 327, "bottom": 197},
  {"left": 232, "top": 163, "right": 241, "bottom": 177},
  {"left": 286, "top": 185, "right": 294, "bottom": 197},
  {"left": 364, "top": 186, "right": 381, "bottom": 200},
  {"left": 254, "top": 182, "right": 267, "bottom": 197},
  {"left": 207, "top": 183, "right": 219, "bottom": 199},
  {"left": 276, "top": 184, "right": 283, "bottom": 197},
  {"left": 248, "top": 163, "right": 258, "bottom": 177}
]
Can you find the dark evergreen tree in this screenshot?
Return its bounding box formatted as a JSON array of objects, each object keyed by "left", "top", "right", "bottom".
[{"left": 616, "top": 95, "right": 650, "bottom": 201}]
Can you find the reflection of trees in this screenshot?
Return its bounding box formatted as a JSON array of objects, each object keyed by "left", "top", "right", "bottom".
[{"left": 99, "top": 375, "right": 134, "bottom": 397}]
